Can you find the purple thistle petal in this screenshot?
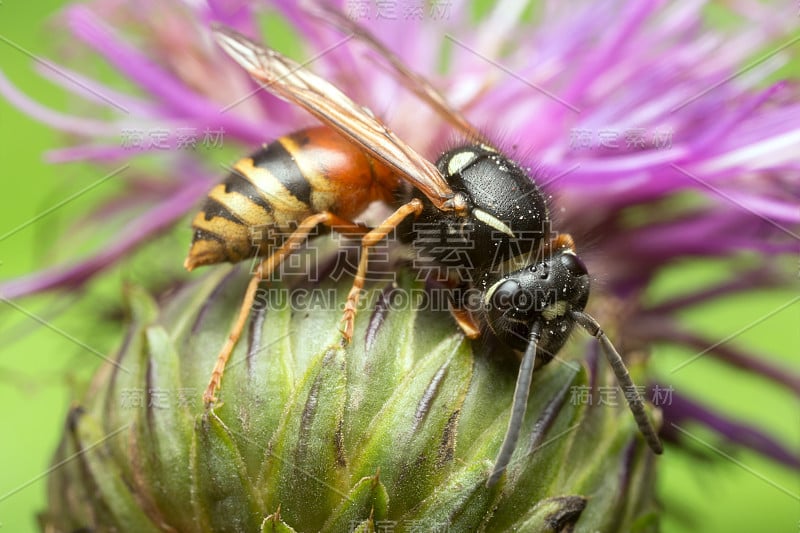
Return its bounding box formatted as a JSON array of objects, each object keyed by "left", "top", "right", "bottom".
[
  {"left": 719, "top": 191, "right": 800, "bottom": 225},
  {"left": 45, "top": 144, "right": 150, "bottom": 164},
  {"left": 689, "top": 82, "right": 788, "bottom": 151},
  {"left": 643, "top": 325, "right": 800, "bottom": 395},
  {"left": 645, "top": 269, "right": 787, "bottom": 315},
  {"left": 32, "top": 61, "right": 155, "bottom": 115},
  {"left": 0, "top": 172, "right": 211, "bottom": 300},
  {"left": 0, "top": 70, "right": 116, "bottom": 136},
  {"left": 63, "top": 5, "right": 270, "bottom": 144},
  {"left": 273, "top": 1, "right": 337, "bottom": 52},
  {"left": 203, "top": 0, "right": 257, "bottom": 32},
  {"left": 656, "top": 386, "right": 800, "bottom": 469},
  {"left": 611, "top": 210, "right": 795, "bottom": 258},
  {"left": 560, "top": 1, "right": 662, "bottom": 114}
]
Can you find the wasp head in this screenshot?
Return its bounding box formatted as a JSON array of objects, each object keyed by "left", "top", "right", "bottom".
[{"left": 482, "top": 250, "right": 591, "bottom": 360}]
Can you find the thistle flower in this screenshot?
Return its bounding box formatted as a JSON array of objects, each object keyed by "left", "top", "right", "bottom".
[{"left": 1, "top": 0, "right": 798, "bottom": 531}]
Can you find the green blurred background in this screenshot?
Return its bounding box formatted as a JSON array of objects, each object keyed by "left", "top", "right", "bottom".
[{"left": 0, "top": 1, "right": 797, "bottom": 532}]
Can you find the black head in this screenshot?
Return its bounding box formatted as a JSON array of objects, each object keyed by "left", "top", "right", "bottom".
[
  {"left": 482, "top": 247, "right": 664, "bottom": 487},
  {"left": 482, "top": 249, "right": 590, "bottom": 361}
]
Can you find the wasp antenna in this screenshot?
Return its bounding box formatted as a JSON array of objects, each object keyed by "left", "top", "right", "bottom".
[
  {"left": 487, "top": 323, "right": 542, "bottom": 488},
  {"left": 571, "top": 311, "right": 664, "bottom": 455}
]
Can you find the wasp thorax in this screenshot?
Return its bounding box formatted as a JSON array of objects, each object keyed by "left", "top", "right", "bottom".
[{"left": 404, "top": 145, "right": 551, "bottom": 282}]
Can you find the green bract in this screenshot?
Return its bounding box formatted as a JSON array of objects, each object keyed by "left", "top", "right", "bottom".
[{"left": 42, "top": 268, "right": 659, "bottom": 532}]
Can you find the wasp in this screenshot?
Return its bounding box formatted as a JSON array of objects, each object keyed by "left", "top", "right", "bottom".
[{"left": 187, "top": 15, "right": 662, "bottom": 488}]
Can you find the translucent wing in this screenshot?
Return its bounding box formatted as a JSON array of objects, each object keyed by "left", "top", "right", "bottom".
[
  {"left": 303, "top": 3, "right": 489, "bottom": 145},
  {"left": 213, "top": 25, "right": 456, "bottom": 211}
]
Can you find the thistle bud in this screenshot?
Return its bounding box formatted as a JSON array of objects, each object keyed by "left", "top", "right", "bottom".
[{"left": 41, "top": 268, "right": 659, "bottom": 532}]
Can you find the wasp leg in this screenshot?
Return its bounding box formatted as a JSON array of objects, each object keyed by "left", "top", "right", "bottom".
[
  {"left": 341, "top": 199, "right": 424, "bottom": 343},
  {"left": 449, "top": 306, "right": 481, "bottom": 339},
  {"left": 203, "top": 212, "right": 368, "bottom": 407}
]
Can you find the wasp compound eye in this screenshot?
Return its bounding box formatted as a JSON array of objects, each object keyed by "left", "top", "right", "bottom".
[
  {"left": 488, "top": 278, "right": 540, "bottom": 321},
  {"left": 490, "top": 279, "right": 521, "bottom": 313},
  {"left": 560, "top": 252, "right": 588, "bottom": 278}
]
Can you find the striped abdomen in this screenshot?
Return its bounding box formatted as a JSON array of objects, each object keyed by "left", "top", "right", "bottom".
[{"left": 184, "top": 126, "right": 399, "bottom": 270}]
